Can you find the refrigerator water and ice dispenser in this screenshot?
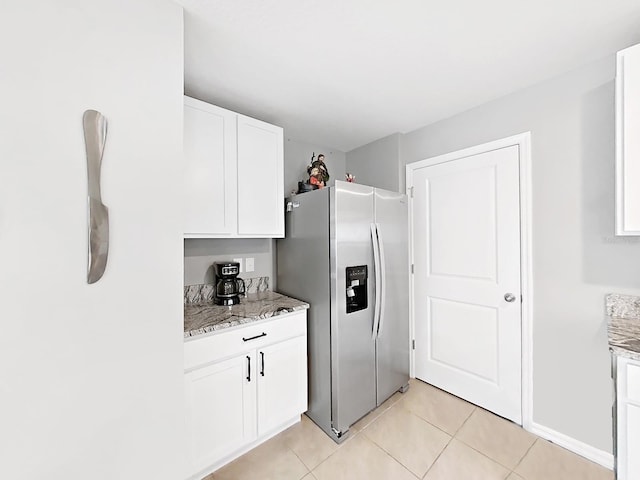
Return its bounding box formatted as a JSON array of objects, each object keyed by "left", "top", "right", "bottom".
[{"left": 346, "top": 265, "right": 368, "bottom": 313}]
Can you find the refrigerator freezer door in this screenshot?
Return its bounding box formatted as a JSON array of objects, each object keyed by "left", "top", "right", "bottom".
[
  {"left": 331, "top": 182, "right": 377, "bottom": 434},
  {"left": 277, "top": 189, "right": 332, "bottom": 434},
  {"left": 375, "top": 188, "right": 410, "bottom": 405}
]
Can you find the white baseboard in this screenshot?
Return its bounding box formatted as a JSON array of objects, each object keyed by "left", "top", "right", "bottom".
[{"left": 527, "top": 422, "right": 614, "bottom": 470}]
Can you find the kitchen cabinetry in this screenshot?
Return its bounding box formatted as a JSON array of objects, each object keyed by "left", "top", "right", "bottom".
[
  {"left": 183, "top": 96, "right": 284, "bottom": 238},
  {"left": 616, "top": 43, "right": 640, "bottom": 235},
  {"left": 615, "top": 355, "right": 640, "bottom": 479},
  {"left": 184, "top": 354, "right": 255, "bottom": 471},
  {"left": 237, "top": 115, "right": 285, "bottom": 237},
  {"left": 184, "top": 311, "right": 307, "bottom": 479},
  {"left": 257, "top": 335, "right": 307, "bottom": 435},
  {"left": 183, "top": 97, "right": 237, "bottom": 236}
]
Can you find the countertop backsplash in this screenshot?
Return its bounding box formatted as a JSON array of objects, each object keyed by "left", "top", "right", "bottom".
[{"left": 184, "top": 276, "right": 270, "bottom": 305}]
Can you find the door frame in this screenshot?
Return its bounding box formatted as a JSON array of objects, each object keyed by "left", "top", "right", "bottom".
[{"left": 405, "top": 132, "right": 533, "bottom": 429}]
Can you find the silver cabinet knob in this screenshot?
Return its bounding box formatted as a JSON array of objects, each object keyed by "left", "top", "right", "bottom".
[{"left": 504, "top": 293, "right": 516, "bottom": 303}]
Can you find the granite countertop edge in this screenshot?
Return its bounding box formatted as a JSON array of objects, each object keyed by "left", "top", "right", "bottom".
[
  {"left": 184, "top": 291, "right": 309, "bottom": 339},
  {"left": 608, "top": 315, "right": 640, "bottom": 361},
  {"left": 606, "top": 293, "right": 640, "bottom": 360},
  {"left": 609, "top": 344, "right": 640, "bottom": 362}
]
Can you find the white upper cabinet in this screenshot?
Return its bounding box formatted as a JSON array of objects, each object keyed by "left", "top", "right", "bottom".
[
  {"left": 237, "top": 115, "right": 284, "bottom": 237},
  {"left": 616, "top": 43, "right": 640, "bottom": 235},
  {"left": 184, "top": 97, "right": 237, "bottom": 236},
  {"left": 184, "top": 96, "right": 284, "bottom": 238}
]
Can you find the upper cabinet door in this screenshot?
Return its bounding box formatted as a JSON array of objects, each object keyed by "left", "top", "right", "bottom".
[
  {"left": 184, "top": 97, "right": 237, "bottom": 237},
  {"left": 237, "top": 115, "right": 284, "bottom": 237},
  {"left": 616, "top": 44, "right": 640, "bottom": 235}
]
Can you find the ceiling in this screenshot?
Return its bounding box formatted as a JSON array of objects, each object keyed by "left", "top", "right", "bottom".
[{"left": 177, "top": 0, "right": 640, "bottom": 152}]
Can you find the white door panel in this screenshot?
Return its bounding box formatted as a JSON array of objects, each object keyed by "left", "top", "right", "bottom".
[
  {"left": 429, "top": 297, "right": 499, "bottom": 383},
  {"left": 257, "top": 335, "right": 307, "bottom": 436},
  {"left": 184, "top": 354, "right": 256, "bottom": 473},
  {"left": 428, "top": 163, "right": 497, "bottom": 281},
  {"left": 237, "top": 115, "right": 284, "bottom": 237},
  {"left": 412, "top": 145, "right": 522, "bottom": 423},
  {"left": 183, "top": 98, "right": 237, "bottom": 236}
]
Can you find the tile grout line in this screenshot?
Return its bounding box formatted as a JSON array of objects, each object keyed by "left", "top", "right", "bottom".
[
  {"left": 451, "top": 436, "right": 532, "bottom": 477},
  {"left": 362, "top": 429, "right": 422, "bottom": 480},
  {"left": 451, "top": 411, "right": 538, "bottom": 474},
  {"left": 420, "top": 432, "right": 455, "bottom": 479},
  {"left": 360, "top": 420, "right": 422, "bottom": 479},
  {"left": 420, "top": 406, "right": 477, "bottom": 480},
  {"left": 285, "top": 442, "right": 312, "bottom": 478},
  {"left": 453, "top": 405, "right": 477, "bottom": 436},
  {"left": 509, "top": 437, "right": 539, "bottom": 477},
  {"left": 311, "top": 399, "right": 416, "bottom": 479},
  {"left": 309, "top": 422, "right": 364, "bottom": 476}
]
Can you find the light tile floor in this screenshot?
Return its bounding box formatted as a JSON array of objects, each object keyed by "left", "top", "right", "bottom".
[{"left": 205, "top": 379, "right": 613, "bottom": 480}]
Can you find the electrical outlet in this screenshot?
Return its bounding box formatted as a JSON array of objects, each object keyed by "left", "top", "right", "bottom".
[
  {"left": 233, "top": 258, "right": 243, "bottom": 273},
  {"left": 245, "top": 257, "right": 255, "bottom": 273}
]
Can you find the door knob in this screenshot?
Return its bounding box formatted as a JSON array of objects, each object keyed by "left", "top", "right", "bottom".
[{"left": 504, "top": 293, "right": 516, "bottom": 303}]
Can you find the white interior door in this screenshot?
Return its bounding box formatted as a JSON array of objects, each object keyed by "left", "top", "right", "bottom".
[{"left": 412, "top": 145, "right": 522, "bottom": 423}]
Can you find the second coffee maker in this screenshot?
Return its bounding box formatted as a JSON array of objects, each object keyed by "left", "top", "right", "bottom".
[{"left": 213, "top": 261, "right": 246, "bottom": 306}]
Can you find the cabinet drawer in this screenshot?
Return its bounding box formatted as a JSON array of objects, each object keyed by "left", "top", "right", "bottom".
[
  {"left": 185, "top": 310, "right": 307, "bottom": 371},
  {"left": 627, "top": 361, "right": 640, "bottom": 403}
]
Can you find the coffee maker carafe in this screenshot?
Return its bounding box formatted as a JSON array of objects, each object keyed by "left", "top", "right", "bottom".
[{"left": 213, "top": 261, "right": 246, "bottom": 306}]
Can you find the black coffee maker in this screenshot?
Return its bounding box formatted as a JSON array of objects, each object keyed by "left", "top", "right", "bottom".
[{"left": 213, "top": 261, "right": 246, "bottom": 306}]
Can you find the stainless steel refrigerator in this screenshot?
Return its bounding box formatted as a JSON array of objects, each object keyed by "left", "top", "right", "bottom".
[{"left": 277, "top": 181, "right": 410, "bottom": 442}]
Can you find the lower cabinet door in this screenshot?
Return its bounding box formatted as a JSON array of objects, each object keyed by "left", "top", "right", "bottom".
[
  {"left": 257, "top": 335, "right": 307, "bottom": 436},
  {"left": 625, "top": 403, "right": 640, "bottom": 478},
  {"left": 185, "top": 353, "right": 256, "bottom": 474}
]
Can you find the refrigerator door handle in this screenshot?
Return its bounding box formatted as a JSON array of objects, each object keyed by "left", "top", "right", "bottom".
[
  {"left": 376, "top": 223, "right": 387, "bottom": 337},
  {"left": 370, "top": 223, "right": 382, "bottom": 340}
]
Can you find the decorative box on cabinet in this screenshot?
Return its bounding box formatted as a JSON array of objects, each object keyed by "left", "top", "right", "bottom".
[
  {"left": 615, "top": 355, "right": 640, "bottom": 480},
  {"left": 183, "top": 311, "right": 307, "bottom": 479},
  {"left": 183, "top": 96, "right": 284, "bottom": 238},
  {"left": 616, "top": 43, "right": 640, "bottom": 235}
]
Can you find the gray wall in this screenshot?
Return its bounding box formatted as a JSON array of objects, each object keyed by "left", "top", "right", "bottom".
[
  {"left": 184, "top": 139, "right": 345, "bottom": 287},
  {"left": 345, "top": 133, "right": 403, "bottom": 192},
  {"left": 184, "top": 239, "right": 275, "bottom": 286},
  {"left": 402, "top": 54, "right": 640, "bottom": 454},
  {"left": 284, "top": 138, "right": 346, "bottom": 196}
]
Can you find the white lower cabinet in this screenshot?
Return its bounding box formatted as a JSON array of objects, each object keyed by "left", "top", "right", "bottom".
[
  {"left": 615, "top": 355, "right": 640, "bottom": 479},
  {"left": 184, "top": 354, "right": 256, "bottom": 472},
  {"left": 184, "top": 311, "right": 307, "bottom": 479},
  {"left": 257, "top": 335, "right": 307, "bottom": 436}
]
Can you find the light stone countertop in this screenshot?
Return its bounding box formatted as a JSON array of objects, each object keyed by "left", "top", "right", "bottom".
[
  {"left": 184, "top": 291, "right": 309, "bottom": 339},
  {"left": 607, "top": 293, "right": 640, "bottom": 361}
]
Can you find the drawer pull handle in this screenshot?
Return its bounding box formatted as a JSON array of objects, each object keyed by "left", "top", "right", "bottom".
[
  {"left": 243, "top": 332, "right": 267, "bottom": 342},
  {"left": 246, "top": 355, "right": 251, "bottom": 382},
  {"left": 260, "top": 351, "right": 265, "bottom": 377}
]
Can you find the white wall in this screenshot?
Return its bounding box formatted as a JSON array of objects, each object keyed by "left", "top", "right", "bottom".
[
  {"left": 0, "top": 2, "right": 185, "bottom": 479},
  {"left": 345, "top": 133, "right": 403, "bottom": 192},
  {"left": 402, "top": 54, "right": 640, "bottom": 455}
]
